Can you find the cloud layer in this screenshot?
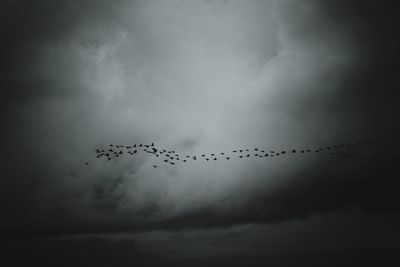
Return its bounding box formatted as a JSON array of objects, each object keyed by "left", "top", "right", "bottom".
[{"left": 1, "top": 0, "right": 399, "bottom": 238}]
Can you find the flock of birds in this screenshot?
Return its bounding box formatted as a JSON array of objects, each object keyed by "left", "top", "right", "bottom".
[{"left": 85, "top": 137, "right": 399, "bottom": 168}]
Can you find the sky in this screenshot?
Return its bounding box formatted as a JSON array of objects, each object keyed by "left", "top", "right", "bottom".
[{"left": 1, "top": 0, "right": 400, "bottom": 266}]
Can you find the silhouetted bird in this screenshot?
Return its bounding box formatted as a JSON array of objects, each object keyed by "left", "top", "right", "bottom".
[
  {"left": 85, "top": 162, "right": 89, "bottom": 165},
  {"left": 193, "top": 156, "right": 197, "bottom": 160},
  {"left": 291, "top": 149, "right": 296, "bottom": 153},
  {"left": 211, "top": 154, "right": 215, "bottom": 156},
  {"left": 281, "top": 151, "right": 286, "bottom": 154},
  {"left": 246, "top": 154, "right": 250, "bottom": 157},
  {"left": 301, "top": 150, "right": 304, "bottom": 153},
  {"left": 206, "top": 158, "right": 210, "bottom": 161},
  {"left": 213, "top": 158, "right": 217, "bottom": 161},
  {"left": 153, "top": 165, "right": 157, "bottom": 168},
  {"left": 110, "top": 144, "right": 113, "bottom": 147},
  {"left": 254, "top": 148, "right": 258, "bottom": 151},
  {"left": 221, "top": 153, "right": 224, "bottom": 155},
  {"left": 183, "top": 160, "right": 187, "bottom": 162},
  {"left": 239, "top": 156, "right": 243, "bottom": 158},
  {"left": 239, "top": 150, "right": 243, "bottom": 153},
  {"left": 151, "top": 143, "right": 154, "bottom": 146},
  {"left": 233, "top": 150, "right": 237, "bottom": 153},
  {"left": 202, "top": 155, "right": 205, "bottom": 157},
  {"left": 226, "top": 157, "right": 230, "bottom": 160},
  {"left": 170, "top": 162, "right": 175, "bottom": 165}
]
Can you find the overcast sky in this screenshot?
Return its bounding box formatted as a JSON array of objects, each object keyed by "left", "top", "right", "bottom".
[{"left": 1, "top": 0, "right": 400, "bottom": 266}]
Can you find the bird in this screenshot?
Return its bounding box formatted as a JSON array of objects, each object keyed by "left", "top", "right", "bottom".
[
  {"left": 226, "top": 157, "right": 230, "bottom": 160},
  {"left": 213, "top": 158, "right": 217, "bottom": 161},
  {"left": 211, "top": 153, "right": 215, "bottom": 156},
  {"left": 151, "top": 142, "right": 154, "bottom": 146},
  {"left": 85, "top": 162, "right": 89, "bottom": 165},
  {"left": 239, "top": 150, "right": 243, "bottom": 153},
  {"left": 281, "top": 151, "right": 286, "bottom": 154},
  {"left": 246, "top": 154, "right": 250, "bottom": 157},
  {"left": 183, "top": 160, "right": 187, "bottom": 162},
  {"left": 206, "top": 158, "right": 210, "bottom": 161},
  {"left": 221, "top": 152, "right": 224, "bottom": 155},
  {"left": 239, "top": 155, "right": 243, "bottom": 158},
  {"left": 153, "top": 165, "right": 157, "bottom": 168},
  {"left": 110, "top": 144, "right": 113, "bottom": 147},
  {"left": 233, "top": 150, "right": 237, "bottom": 153},
  {"left": 291, "top": 149, "right": 296, "bottom": 153},
  {"left": 254, "top": 148, "right": 258, "bottom": 151},
  {"left": 170, "top": 162, "right": 175, "bottom": 165}
]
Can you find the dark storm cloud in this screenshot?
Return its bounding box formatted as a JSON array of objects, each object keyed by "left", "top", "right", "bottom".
[{"left": 1, "top": 0, "right": 400, "bottom": 240}]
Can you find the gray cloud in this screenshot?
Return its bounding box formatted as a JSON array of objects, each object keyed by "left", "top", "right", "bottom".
[{"left": 1, "top": 0, "right": 399, "bottom": 239}]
